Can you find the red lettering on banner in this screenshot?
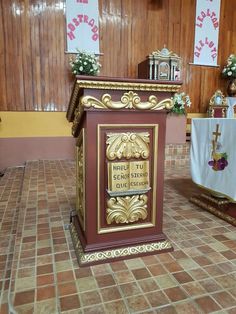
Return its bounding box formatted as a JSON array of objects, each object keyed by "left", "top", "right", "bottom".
[
  {"left": 212, "top": 53, "right": 217, "bottom": 59},
  {"left": 73, "top": 18, "right": 80, "bottom": 27},
  {"left": 68, "top": 23, "right": 75, "bottom": 31},
  {"left": 92, "top": 26, "right": 98, "bottom": 33},
  {"left": 77, "top": 15, "right": 83, "bottom": 23},
  {"left": 195, "top": 46, "right": 202, "bottom": 52},
  {"left": 194, "top": 37, "right": 217, "bottom": 61},
  {"left": 67, "top": 31, "right": 75, "bottom": 40},
  {"left": 88, "top": 19, "right": 95, "bottom": 27},
  {"left": 67, "top": 14, "right": 99, "bottom": 41},
  {"left": 92, "top": 33, "right": 99, "bottom": 41},
  {"left": 196, "top": 9, "right": 219, "bottom": 30},
  {"left": 201, "top": 11, "right": 206, "bottom": 18},
  {"left": 199, "top": 40, "right": 204, "bottom": 47},
  {"left": 209, "top": 41, "right": 214, "bottom": 48},
  {"left": 77, "top": 0, "right": 88, "bottom": 3},
  {"left": 196, "top": 23, "right": 202, "bottom": 28}
]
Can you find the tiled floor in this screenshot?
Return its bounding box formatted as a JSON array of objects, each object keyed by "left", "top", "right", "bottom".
[{"left": 0, "top": 160, "right": 236, "bottom": 314}]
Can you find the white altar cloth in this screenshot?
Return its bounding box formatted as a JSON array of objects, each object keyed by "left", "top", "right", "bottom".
[
  {"left": 226, "top": 97, "right": 236, "bottom": 118},
  {"left": 191, "top": 118, "right": 236, "bottom": 201}
]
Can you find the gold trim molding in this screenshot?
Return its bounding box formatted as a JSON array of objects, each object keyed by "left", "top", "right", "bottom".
[
  {"left": 81, "top": 92, "right": 173, "bottom": 110},
  {"left": 76, "top": 80, "right": 181, "bottom": 92},
  {"left": 70, "top": 222, "right": 172, "bottom": 265},
  {"left": 201, "top": 193, "right": 229, "bottom": 206},
  {"left": 106, "top": 132, "right": 150, "bottom": 160},
  {"left": 106, "top": 195, "right": 148, "bottom": 224},
  {"left": 67, "top": 78, "right": 181, "bottom": 126},
  {"left": 190, "top": 196, "right": 236, "bottom": 226}
]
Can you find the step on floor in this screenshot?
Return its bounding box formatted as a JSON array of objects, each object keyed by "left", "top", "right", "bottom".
[{"left": 0, "top": 167, "right": 25, "bottom": 311}]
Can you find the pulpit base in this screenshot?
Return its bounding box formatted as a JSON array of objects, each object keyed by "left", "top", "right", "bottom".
[
  {"left": 190, "top": 193, "right": 236, "bottom": 227},
  {"left": 70, "top": 217, "right": 173, "bottom": 267}
]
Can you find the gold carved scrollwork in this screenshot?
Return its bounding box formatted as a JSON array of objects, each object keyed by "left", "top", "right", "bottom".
[
  {"left": 106, "top": 132, "right": 150, "bottom": 160},
  {"left": 81, "top": 91, "right": 173, "bottom": 110},
  {"left": 106, "top": 195, "right": 148, "bottom": 224}
]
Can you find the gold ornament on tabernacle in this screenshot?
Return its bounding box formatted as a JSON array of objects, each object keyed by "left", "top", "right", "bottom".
[
  {"left": 106, "top": 194, "right": 148, "bottom": 224},
  {"left": 106, "top": 132, "right": 150, "bottom": 160},
  {"left": 81, "top": 91, "right": 173, "bottom": 110}
]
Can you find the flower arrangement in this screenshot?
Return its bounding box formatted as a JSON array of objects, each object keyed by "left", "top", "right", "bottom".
[
  {"left": 171, "top": 92, "right": 191, "bottom": 115},
  {"left": 222, "top": 54, "right": 236, "bottom": 79},
  {"left": 70, "top": 50, "right": 101, "bottom": 76}
]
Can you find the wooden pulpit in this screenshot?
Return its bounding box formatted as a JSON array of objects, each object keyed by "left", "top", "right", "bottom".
[{"left": 67, "top": 76, "right": 181, "bottom": 266}]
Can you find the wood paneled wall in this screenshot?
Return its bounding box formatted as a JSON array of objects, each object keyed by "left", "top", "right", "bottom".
[{"left": 0, "top": 0, "right": 236, "bottom": 113}]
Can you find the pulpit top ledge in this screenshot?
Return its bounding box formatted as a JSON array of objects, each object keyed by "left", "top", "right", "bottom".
[{"left": 66, "top": 76, "right": 182, "bottom": 137}]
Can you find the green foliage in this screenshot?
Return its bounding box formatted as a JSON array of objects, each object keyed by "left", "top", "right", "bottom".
[
  {"left": 222, "top": 54, "right": 236, "bottom": 79},
  {"left": 171, "top": 92, "right": 191, "bottom": 115},
  {"left": 70, "top": 50, "right": 101, "bottom": 76},
  {"left": 222, "top": 152, "right": 228, "bottom": 160}
]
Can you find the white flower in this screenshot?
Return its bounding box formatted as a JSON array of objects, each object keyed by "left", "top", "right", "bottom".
[
  {"left": 172, "top": 92, "right": 191, "bottom": 114},
  {"left": 70, "top": 50, "right": 101, "bottom": 75},
  {"left": 228, "top": 71, "right": 232, "bottom": 76},
  {"left": 186, "top": 96, "right": 191, "bottom": 107}
]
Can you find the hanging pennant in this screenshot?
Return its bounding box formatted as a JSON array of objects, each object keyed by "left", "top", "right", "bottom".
[
  {"left": 66, "top": 0, "right": 100, "bottom": 54},
  {"left": 193, "top": 0, "right": 221, "bottom": 66}
]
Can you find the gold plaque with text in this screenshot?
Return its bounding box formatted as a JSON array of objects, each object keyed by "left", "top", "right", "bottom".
[{"left": 108, "top": 161, "right": 150, "bottom": 195}]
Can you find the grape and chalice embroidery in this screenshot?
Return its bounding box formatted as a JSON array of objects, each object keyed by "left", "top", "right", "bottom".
[{"left": 208, "top": 124, "right": 228, "bottom": 171}]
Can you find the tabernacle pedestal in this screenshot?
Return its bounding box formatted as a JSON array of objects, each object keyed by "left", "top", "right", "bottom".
[{"left": 67, "top": 76, "right": 181, "bottom": 266}]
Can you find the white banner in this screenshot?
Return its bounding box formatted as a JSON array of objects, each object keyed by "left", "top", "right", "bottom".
[
  {"left": 66, "top": 0, "right": 100, "bottom": 54},
  {"left": 193, "top": 0, "right": 221, "bottom": 66}
]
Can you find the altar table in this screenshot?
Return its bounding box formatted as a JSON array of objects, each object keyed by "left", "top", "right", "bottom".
[
  {"left": 226, "top": 97, "right": 236, "bottom": 118},
  {"left": 191, "top": 118, "right": 236, "bottom": 201}
]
